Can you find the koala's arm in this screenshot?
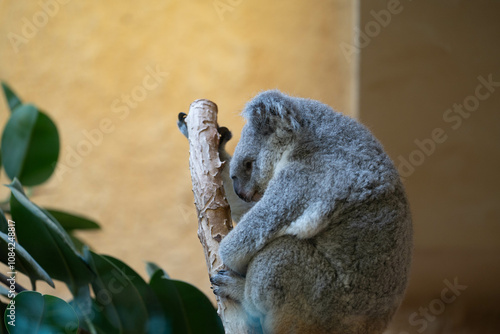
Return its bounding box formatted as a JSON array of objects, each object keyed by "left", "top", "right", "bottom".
[
  {"left": 219, "top": 164, "right": 326, "bottom": 275},
  {"left": 177, "top": 113, "right": 253, "bottom": 223}
]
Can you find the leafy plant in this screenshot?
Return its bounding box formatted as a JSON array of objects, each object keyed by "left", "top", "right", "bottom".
[{"left": 0, "top": 83, "right": 224, "bottom": 334}]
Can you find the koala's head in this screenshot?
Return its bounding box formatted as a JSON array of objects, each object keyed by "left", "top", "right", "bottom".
[{"left": 230, "top": 90, "right": 303, "bottom": 202}]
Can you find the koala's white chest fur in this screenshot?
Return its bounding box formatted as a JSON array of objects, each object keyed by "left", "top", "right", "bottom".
[{"left": 279, "top": 202, "right": 326, "bottom": 239}]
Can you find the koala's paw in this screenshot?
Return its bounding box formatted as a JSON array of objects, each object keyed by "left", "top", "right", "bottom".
[
  {"left": 210, "top": 270, "right": 245, "bottom": 302},
  {"left": 177, "top": 112, "right": 188, "bottom": 138},
  {"left": 218, "top": 126, "right": 232, "bottom": 145}
]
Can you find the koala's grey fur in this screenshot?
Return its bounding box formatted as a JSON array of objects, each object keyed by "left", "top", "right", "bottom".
[{"left": 209, "top": 90, "right": 413, "bottom": 334}]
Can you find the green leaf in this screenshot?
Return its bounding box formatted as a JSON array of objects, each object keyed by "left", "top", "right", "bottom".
[
  {"left": 1, "top": 105, "right": 59, "bottom": 186},
  {"left": 45, "top": 209, "right": 100, "bottom": 231},
  {"left": 149, "top": 270, "right": 224, "bottom": 334},
  {"left": 1, "top": 83, "right": 22, "bottom": 112},
  {"left": 0, "top": 302, "right": 7, "bottom": 334},
  {"left": 105, "top": 256, "right": 170, "bottom": 334},
  {"left": 0, "top": 209, "right": 8, "bottom": 234},
  {"left": 41, "top": 209, "right": 92, "bottom": 254},
  {"left": 145, "top": 261, "right": 169, "bottom": 279},
  {"left": 66, "top": 283, "right": 97, "bottom": 334},
  {"left": 4, "top": 291, "right": 79, "bottom": 334},
  {"left": 8, "top": 179, "right": 92, "bottom": 296},
  {"left": 1, "top": 105, "right": 36, "bottom": 181},
  {"left": 0, "top": 231, "right": 54, "bottom": 290},
  {"left": 84, "top": 250, "right": 150, "bottom": 334},
  {"left": 75, "top": 299, "right": 118, "bottom": 334},
  {"left": 68, "top": 233, "right": 86, "bottom": 253}
]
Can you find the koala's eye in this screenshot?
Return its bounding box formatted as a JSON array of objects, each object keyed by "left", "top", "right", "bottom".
[{"left": 243, "top": 160, "right": 254, "bottom": 174}]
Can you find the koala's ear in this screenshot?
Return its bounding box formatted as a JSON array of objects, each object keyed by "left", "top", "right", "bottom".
[{"left": 242, "top": 90, "right": 302, "bottom": 135}]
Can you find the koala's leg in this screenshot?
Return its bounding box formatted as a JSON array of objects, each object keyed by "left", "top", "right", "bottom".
[
  {"left": 243, "top": 236, "right": 388, "bottom": 334},
  {"left": 241, "top": 236, "right": 335, "bottom": 334}
]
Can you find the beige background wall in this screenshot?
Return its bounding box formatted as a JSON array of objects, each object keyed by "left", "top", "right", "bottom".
[
  {"left": 359, "top": 0, "right": 500, "bottom": 331},
  {"left": 0, "top": 0, "right": 354, "bottom": 299}
]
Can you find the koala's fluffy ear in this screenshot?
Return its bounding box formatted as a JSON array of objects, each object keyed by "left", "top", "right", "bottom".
[{"left": 242, "top": 90, "right": 302, "bottom": 136}]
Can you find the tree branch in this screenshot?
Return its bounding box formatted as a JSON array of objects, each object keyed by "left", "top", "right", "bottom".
[{"left": 185, "top": 99, "right": 256, "bottom": 334}]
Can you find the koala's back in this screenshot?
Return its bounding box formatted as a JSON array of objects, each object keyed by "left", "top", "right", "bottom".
[{"left": 272, "top": 97, "right": 411, "bottom": 332}]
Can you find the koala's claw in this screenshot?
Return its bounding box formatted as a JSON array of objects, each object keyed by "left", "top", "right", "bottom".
[
  {"left": 218, "top": 127, "right": 232, "bottom": 145},
  {"left": 177, "top": 112, "right": 189, "bottom": 138},
  {"left": 210, "top": 270, "right": 232, "bottom": 289},
  {"left": 177, "top": 112, "right": 233, "bottom": 146},
  {"left": 210, "top": 269, "right": 245, "bottom": 301},
  {"left": 178, "top": 112, "right": 187, "bottom": 122}
]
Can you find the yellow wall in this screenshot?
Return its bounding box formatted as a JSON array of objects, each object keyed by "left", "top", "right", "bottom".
[{"left": 0, "top": 0, "right": 354, "bottom": 298}]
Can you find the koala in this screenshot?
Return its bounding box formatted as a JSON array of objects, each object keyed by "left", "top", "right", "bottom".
[
  {"left": 208, "top": 90, "right": 413, "bottom": 334},
  {"left": 177, "top": 113, "right": 253, "bottom": 222}
]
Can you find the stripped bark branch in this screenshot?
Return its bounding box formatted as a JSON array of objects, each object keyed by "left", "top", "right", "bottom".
[{"left": 185, "top": 99, "right": 255, "bottom": 334}]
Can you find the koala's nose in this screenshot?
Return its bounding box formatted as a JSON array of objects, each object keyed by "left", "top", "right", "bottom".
[
  {"left": 232, "top": 176, "right": 239, "bottom": 188},
  {"left": 232, "top": 177, "right": 241, "bottom": 195}
]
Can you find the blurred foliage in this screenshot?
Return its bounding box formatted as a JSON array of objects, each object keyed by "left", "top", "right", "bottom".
[{"left": 0, "top": 83, "right": 223, "bottom": 334}]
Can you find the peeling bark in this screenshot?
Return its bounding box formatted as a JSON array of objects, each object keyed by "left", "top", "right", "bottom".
[{"left": 185, "top": 99, "right": 254, "bottom": 334}]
